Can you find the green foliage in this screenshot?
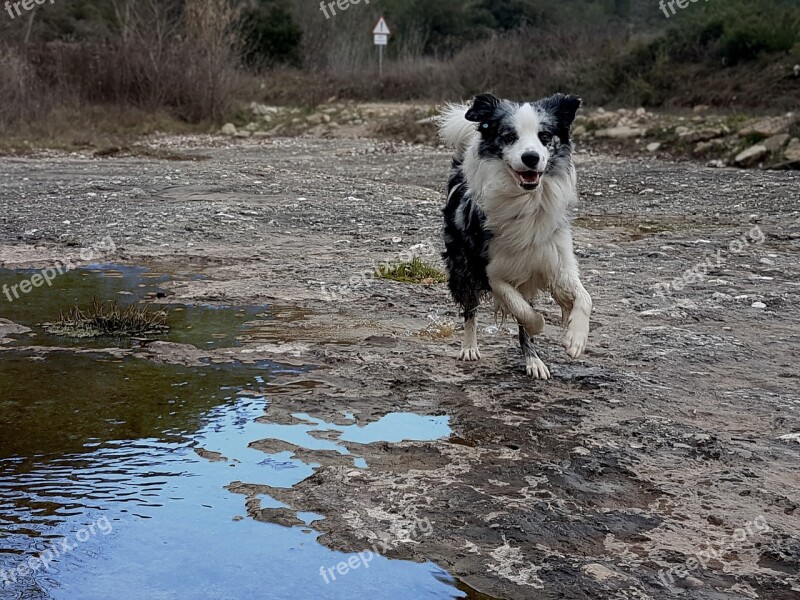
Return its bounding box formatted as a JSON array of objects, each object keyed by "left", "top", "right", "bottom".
[
  {"left": 478, "top": 0, "right": 545, "bottom": 30},
  {"left": 381, "top": 0, "right": 492, "bottom": 55},
  {"left": 379, "top": 0, "right": 634, "bottom": 54},
  {"left": 239, "top": 0, "right": 302, "bottom": 69},
  {"left": 31, "top": 0, "right": 119, "bottom": 41},
  {"left": 596, "top": 0, "right": 800, "bottom": 106},
  {"left": 663, "top": 0, "right": 799, "bottom": 65}
]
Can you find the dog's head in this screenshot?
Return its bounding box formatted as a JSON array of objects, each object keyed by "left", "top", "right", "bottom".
[{"left": 465, "top": 93, "right": 581, "bottom": 192}]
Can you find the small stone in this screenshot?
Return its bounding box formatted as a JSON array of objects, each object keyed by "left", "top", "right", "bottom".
[
  {"left": 734, "top": 145, "right": 768, "bottom": 167},
  {"left": 595, "top": 126, "right": 645, "bottom": 139},
  {"left": 681, "top": 128, "right": 726, "bottom": 143},
  {"left": 751, "top": 301, "right": 767, "bottom": 309},
  {"left": 583, "top": 564, "right": 622, "bottom": 582},
  {"left": 693, "top": 139, "right": 727, "bottom": 157},
  {"left": 684, "top": 577, "right": 704, "bottom": 589},
  {"left": 784, "top": 138, "right": 800, "bottom": 163},
  {"left": 647, "top": 142, "right": 661, "bottom": 152},
  {"left": 220, "top": 123, "right": 237, "bottom": 135},
  {"left": 738, "top": 116, "right": 795, "bottom": 138},
  {"left": 763, "top": 133, "right": 790, "bottom": 152}
]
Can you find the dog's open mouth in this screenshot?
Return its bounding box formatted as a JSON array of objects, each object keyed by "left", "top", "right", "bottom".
[{"left": 512, "top": 169, "right": 542, "bottom": 190}]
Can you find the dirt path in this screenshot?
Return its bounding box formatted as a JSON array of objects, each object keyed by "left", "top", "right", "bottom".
[{"left": 1, "top": 136, "right": 799, "bottom": 599}]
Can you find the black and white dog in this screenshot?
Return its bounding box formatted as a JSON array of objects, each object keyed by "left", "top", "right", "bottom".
[{"left": 439, "top": 93, "right": 592, "bottom": 379}]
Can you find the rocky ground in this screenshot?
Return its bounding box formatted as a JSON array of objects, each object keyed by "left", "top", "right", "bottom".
[
  {"left": 1, "top": 132, "right": 799, "bottom": 599},
  {"left": 216, "top": 101, "right": 800, "bottom": 172}
]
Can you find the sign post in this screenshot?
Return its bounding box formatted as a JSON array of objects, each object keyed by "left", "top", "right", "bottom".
[{"left": 372, "top": 17, "right": 391, "bottom": 78}]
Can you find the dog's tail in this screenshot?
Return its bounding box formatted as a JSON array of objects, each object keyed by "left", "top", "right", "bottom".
[{"left": 437, "top": 103, "right": 476, "bottom": 156}]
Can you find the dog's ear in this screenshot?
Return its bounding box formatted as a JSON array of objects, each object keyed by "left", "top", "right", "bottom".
[
  {"left": 465, "top": 94, "right": 501, "bottom": 124},
  {"left": 541, "top": 93, "right": 582, "bottom": 129}
]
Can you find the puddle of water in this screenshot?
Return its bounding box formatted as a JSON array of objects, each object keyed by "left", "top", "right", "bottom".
[
  {"left": 0, "top": 351, "right": 470, "bottom": 599},
  {"left": 0, "top": 264, "right": 308, "bottom": 349},
  {"left": 255, "top": 412, "right": 451, "bottom": 464}
]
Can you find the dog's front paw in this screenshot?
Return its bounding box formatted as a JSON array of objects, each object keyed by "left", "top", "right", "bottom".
[
  {"left": 561, "top": 325, "right": 588, "bottom": 359},
  {"left": 526, "top": 356, "right": 551, "bottom": 380},
  {"left": 458, "top": 347, "right": 481, "bottom": 361}
]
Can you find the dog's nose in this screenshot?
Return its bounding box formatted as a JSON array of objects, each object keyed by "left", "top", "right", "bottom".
[{"left": 521, "top": 151, "right": 541, "bottom": 170}]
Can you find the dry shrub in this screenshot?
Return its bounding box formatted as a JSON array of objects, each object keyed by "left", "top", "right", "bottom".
[
  {"left": 0, "top": 45, "right": 63, "bottom": 133},
  {"left": 257, "top": 24, "right": 632, "bottom": 106},
  {"left": 1, "top": 0, "right": 249, "bottom": 135}
]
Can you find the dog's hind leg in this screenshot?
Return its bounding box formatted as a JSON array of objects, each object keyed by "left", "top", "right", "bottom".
[
  {"left": 519, "top": 325, "right": 550, "bottom": 380},
  {"left": 459, "top": 300, "right": 481, "bottom": 361}
]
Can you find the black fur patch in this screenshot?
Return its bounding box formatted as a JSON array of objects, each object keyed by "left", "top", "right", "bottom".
[
  {"left": 465, "top": 94, "right": 518, "bottom": 161},
  {"left": 441, "top": 158, "right": 492, "bottom": 317}
]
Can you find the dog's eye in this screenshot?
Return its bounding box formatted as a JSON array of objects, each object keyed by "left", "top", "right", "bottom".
[
  {"left": 538, "top": 132, "right": 553, "bottom": 144},
  {"left": 500, "top": 132, "right": 517, "bottom": 145}
]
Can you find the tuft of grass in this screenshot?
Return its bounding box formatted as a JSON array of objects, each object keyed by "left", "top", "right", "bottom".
[
  {"left": 46, "top": 299, "right": 169, "bottom": 338},
  {"left": 375, "top": 257, "right": 447, "bottom": 284},
  {"left": 416, "top": 322, "right": 456, "bottom": 340}
]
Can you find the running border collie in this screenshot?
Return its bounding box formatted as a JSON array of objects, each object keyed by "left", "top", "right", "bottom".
[{"left": 438, "top": 93, "right": 592, "bottom": 379}]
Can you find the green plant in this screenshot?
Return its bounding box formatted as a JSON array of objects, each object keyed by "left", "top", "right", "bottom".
[
  {"left": 239, "top": 1, "right": 303, "bottom": 69},
  {"left": 375, "top": 257, "right": 447, "bottom": 284}
]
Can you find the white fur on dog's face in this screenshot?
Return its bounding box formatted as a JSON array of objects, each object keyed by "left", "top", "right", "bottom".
[
  {"left": 502, "top": 104, "right": 554, "bottom": 189},
  {"left": 463, "top": 94, "right": 579, "bottom": 194}
]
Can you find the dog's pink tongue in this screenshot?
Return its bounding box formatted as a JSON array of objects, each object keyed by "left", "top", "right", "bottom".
[{"left": 521, "top": 171, "right": 541, "bottom": 184}]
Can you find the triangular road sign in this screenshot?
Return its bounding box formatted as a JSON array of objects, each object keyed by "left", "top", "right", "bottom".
[{"left": 373, "top": 17, "right": 391, "bottom": 36}]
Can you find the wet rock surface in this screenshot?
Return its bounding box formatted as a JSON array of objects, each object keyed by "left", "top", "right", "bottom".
[{"left": 1, "top": 136, "right": 799, "bottom": 599}]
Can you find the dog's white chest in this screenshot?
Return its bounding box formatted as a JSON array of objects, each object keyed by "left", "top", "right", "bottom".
[
  {"left": 485, "top": 197, "right": 560, "bottom": 285},
  {"left": 487, "top": 233, "right": 557, "bottom": 292}
]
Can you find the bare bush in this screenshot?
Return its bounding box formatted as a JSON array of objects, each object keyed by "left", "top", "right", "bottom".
[
  {"left": 257, "top": 24, "right": 633, "bottom": 106},
  {"left": 1, "top": 0, "right": 247, "bottom": 136}
]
